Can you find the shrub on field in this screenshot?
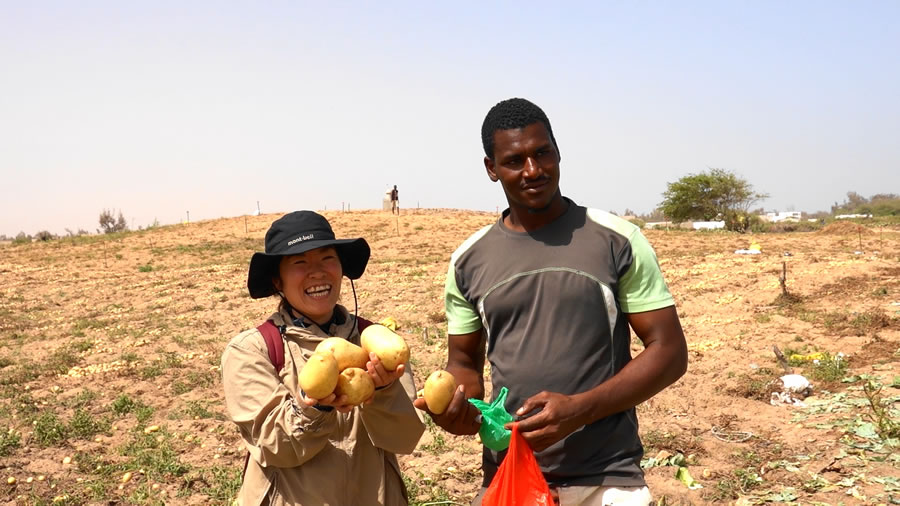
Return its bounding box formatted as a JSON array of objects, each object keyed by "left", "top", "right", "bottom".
[
  {"left": 723, "top": 210, "right": 762, "bottom": 233},
  {"left": 35, "top": 230, "right": 55, "bottom": 241},
  {"left": 64, "top": 228, "right": 90, "bottom": 237},
  {"left": 99, "top": 208, "right": 128, "bottom": 234}
]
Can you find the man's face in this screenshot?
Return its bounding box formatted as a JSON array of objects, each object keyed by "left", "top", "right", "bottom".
[{"left": 485, "top": 122, "right": 560, "bottom": 212}]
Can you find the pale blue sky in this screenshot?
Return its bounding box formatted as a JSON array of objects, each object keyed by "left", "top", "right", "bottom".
[{"left": 2, "top": 1, "right": 898, "bottom": 236}]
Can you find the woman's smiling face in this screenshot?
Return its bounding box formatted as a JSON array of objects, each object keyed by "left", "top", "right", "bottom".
[{"left": 273, "top": 246, "right": 343, "bottom": 324}]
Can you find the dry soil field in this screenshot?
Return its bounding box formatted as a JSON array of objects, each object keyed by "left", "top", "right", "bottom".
[{"left": 1, "top": 210, "right": 899, "bottom": 505}]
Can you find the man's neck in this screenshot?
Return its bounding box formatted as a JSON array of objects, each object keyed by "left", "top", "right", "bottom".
[{"left": 504, "top": 193, "right": 568, "bottom": 232}]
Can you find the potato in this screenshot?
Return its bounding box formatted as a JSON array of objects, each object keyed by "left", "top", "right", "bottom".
[
  {"left": 424, "top": 370, "right": 457, "bottom": 415},
  {"left": 315, "top": 337, "right": 369, "bottom": 371},
  {"left": 334, "top": 367, "right": 375, "bottom": 406},
  {"left": 298, "top": 352, "right": 339, "bottom": 400},
  {"left": 360, "top": 324, "right": 409, "bottom": 371}
]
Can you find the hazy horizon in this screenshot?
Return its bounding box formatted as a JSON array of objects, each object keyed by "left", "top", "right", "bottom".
[{"left": 3, "top": 1, "right": 898, "bottom": 237}]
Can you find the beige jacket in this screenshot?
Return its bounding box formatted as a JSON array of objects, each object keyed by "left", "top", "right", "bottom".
[{"left": 221, "top": 305, "right": 425, "bottom": 506}]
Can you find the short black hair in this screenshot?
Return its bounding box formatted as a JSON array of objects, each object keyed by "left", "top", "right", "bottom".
[{"left": 481, "top": 98, "right": 558, "bottom": 159}]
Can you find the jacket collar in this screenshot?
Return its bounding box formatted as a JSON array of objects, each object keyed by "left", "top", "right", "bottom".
[{"left": 270, "top": 304, "right": 358, "bottom": 342}]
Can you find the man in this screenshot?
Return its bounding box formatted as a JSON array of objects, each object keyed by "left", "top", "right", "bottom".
[
  {"left": 391, "top": 185, "right": 400, "bottom": 215},
  {"left": 413, "top": 98, "right": 688, "bottom": 505}
]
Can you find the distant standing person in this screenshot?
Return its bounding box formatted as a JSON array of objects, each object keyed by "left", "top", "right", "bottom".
[
  {"left": 414, "top": 98, "right": 688, "bottom": 505},
  {"left": 391, "top": 185, "right": 399, "bottom": 215}
]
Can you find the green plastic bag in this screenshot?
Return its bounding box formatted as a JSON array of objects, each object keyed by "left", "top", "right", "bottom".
[{"left": 469, "top": 386, "right": 515, "bottom": 451}]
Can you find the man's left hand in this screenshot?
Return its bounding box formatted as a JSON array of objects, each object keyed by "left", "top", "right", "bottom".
[{"left": 508, "top": 391, "right": 587, "bottom": 452}]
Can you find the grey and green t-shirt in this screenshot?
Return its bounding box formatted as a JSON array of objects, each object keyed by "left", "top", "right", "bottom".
[{"left": 445, "top": 199, "right": 674, "bottom": 487}]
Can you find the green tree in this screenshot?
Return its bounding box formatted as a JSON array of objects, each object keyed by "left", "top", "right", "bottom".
[
  {"left": 659, "top": 169, "right": 768, "bottom": 230},
  {"left": 833, "top": 192, "right": 899, "bottom": 216}
]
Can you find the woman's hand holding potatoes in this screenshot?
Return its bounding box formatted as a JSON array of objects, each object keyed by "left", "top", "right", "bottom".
[
  {"left": 298, "top": 327, "right": 411, "bottom": 411},
  {"left": 365, "top": 352, "right": 405, "bottom": 390},
  {"left": 301, "top": 391, "right": 356, "bottom": 413},
  {"left": 300, "top": 366, "right": 377, "bottom": 413},
  {"left": 298, "top": 348, "right": 371, "bottom": 412},
  {"left": 360, "top": 325, "right": 409, "bottom": 372},
  {"left": 360, "top": 324, "right": 409, "bottom": 393}
]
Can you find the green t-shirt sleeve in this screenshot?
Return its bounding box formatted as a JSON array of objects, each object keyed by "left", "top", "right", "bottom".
[
  {"left": 618, "top": 229, "right": 675, "bottom": 313},
  {"left": 444, "top": 262, "right": 483, "bottom": 335}
]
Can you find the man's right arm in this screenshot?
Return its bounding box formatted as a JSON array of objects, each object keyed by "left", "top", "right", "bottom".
[{"left": 412, "top": 329, "right": 484, "bottom": 435}]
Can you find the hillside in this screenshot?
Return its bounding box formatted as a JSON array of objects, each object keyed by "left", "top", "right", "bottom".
[{"left": 1, "top": 209, "right": 899, "bottom": 505}]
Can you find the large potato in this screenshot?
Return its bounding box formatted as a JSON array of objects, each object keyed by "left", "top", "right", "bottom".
[
  {"left": 334, "top": 367, "right": 375, "bottom": 406},
  {"left": 360, "top": 324, "right": 409, "bottom": 371},
  {"left": 298, "top": 352, "right": 339, "bottom": 400},
  {"left": 424, "top": 370, "right": 457, "bottom": 415},
  {"left": 315, "top": 337, "right": 369, "bottom": 371}
]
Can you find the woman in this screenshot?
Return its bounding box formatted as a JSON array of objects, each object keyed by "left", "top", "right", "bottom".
[{"left": 222, "top": 211, "right": 424, "bottom": 505}]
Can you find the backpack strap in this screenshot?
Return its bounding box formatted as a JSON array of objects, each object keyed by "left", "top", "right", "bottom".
[
  {"left": 355, "top": 315, "right": 374, "bottom": 334},
  {"left": 257, "top": 320, "right": 284, "bottom": 374},
  {"left": 244, "top": 320, "right": 284, "bottom": 478},
  {"left": 258, "top": 316, "right": 368, "bottom": 373}
]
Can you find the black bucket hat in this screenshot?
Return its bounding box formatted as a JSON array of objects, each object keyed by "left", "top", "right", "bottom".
[{"left": 247, "top": 211, "right": 370, "bottom": 299}]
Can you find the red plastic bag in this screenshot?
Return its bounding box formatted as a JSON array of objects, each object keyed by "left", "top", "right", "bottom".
[{"left": 482, "top": 423, "right": 554, "bottom": 506}]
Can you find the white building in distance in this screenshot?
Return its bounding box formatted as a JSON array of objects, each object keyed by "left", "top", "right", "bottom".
[{"left": 763, "top": 211, "right": 802, "bottom": 222}]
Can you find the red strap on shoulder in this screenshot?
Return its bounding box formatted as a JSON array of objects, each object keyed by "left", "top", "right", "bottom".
[
  {"left": 257, "top": 320, "right": 284, "bottom": 374},
  {"left": 355, "top": 316, "right": 374, "bottom": 334}
]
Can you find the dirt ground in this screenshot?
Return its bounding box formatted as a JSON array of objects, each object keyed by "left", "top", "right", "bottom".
[{"left": 1, "top": 209, "right": 898, "bottom": 505}]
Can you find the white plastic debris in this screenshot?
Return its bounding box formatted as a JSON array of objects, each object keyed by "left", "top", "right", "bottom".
[{"left": 769, "top": 374, "right": 813, "bottom": 407}]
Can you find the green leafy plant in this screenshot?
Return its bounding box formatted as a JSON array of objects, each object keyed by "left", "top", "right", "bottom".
[
  {"left": 195, "top": 466, "right": 242, "bottom": 503},
  {"left": 0, "top": 426, "right": 21, "bottom": 456},
  {"left": 403, "top": 470, "right": 454, "bottom": 505},
  {"left": 68, "top": 389, "right": 99, "bottom": 408},
  {"left": 809, "top": 352, "right": 849, "bottom": 382},
  {"left": 135, "top": 404, "right": 156, "bottom": 426},
  {"left": 862, "top": 379, "right": 900, "bottom": 439},
  {"left": 72, "top": 339, "right": 94, "bottom": 352},
  {"left": 420, "top": 417, "right": 449, "bottom": 454},
  {"left": 70, "top": 408, "right": 111, "bottom": 439},
  {"left": 112, "top": 394, "right": 137, "bottom": 415},
  {"left": 33, "top": 411, "right": 69, "bottom": 446},
  {"left": 711, "top": 468, "right": 763, "bottom": 501},
  {"left": 120, "top": 430, "right": 190, "bottom": 479},
  {"left": 172, "top": 400, "right": 219, "bottom": 420},
  {"left": 47, "top": 345, "right": 82, "bottom": 375}
]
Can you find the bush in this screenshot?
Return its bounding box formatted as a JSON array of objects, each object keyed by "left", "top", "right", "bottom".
[
  {"left": 111, "top": 394, "right": 137, "bottom": 415},
  {"left": 0, "top": 426, "right": 21, "bottom": 456},
  {"left": 99, "top": 209, "right": 128, "bottom": 234},
  {"left": 35, "top": 230, "right": 55, "bottom": 241},
  {"left": 13, "top": 232, "right": 31, "bottom": 244},
  {"left": 70, "top": 408, "right": 110, "bottom": 439},
  {"left": 627, "top": 217, "right": 646, "bottom": 229},
  {"left": 33, "top": 411, "right": 69, "bottom": 446},
  {"left": 723, "top": 210, "right": 763, "bottom": 233}
]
